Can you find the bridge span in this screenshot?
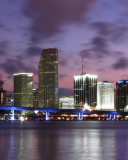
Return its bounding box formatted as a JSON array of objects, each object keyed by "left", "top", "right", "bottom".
[{"left": 0, "top": 106, "right": 127, "bottom": 121}]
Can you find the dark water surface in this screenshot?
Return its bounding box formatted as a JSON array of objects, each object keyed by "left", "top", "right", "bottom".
[{"left": 0, "top": 121, "right": 128, "bottom": 160}]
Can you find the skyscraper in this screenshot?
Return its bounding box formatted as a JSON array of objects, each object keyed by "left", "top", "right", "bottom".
[
  {"left": 116, "top": 80, "right": 128, "bottom": 112},
  {"left": 13, "top": 73, "right": 33, "bottom": 107},
  {"left": 97, "top": 81, "right": 114, "bottom": 110},
  {"left": 38, "top": 48, "right": 58, "bottom": 108},
  {"left": 33, "top": 89, "right": 38, "bottom": 107},
  {"left": 0, "top": 79, "right": 6, "bottom": 106},
  {"left": 0, "top": 79, "right": 3, "bottom": 90},
  {"left": 74, "top": 73, "right": 97, "bottom": 109}
]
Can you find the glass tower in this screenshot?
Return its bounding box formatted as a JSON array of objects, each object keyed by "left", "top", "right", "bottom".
[
  {"left": 13, "top": 73, "right": 33, "bottom": 107},
  {"left": 74, "top": 73, "right": 97, "bottom": 109},
  {"left": 38, "top": 48, "right": 58, "bottom": 108},
  {"left": 33, "top": 89, "right": 38, "bottom": 107},
  {"left": 116, "top": 80, "right": 128, "bottom": 112}
]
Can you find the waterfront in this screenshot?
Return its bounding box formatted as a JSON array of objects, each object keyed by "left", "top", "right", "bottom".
[{"left": 0, "top": 121, "right": 128, "bottom": 160}]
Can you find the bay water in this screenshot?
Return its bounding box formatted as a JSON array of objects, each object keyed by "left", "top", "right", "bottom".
[{"left": 0, "top": 121, "right": 128, "bottom": 160}]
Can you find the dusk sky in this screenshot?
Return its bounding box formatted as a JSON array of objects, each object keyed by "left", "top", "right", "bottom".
[{"left": 0, "top": 0, "right": 128, "bottom": 96}]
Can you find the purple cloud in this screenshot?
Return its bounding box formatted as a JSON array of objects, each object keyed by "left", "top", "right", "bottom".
[
  {"left": 23, "top": 0, "right": 98, "bottom": 42},
  {"left": 81, "top": 20, "right": 128, "bottom": 61},
  {"left": 92, "top": 37, "right": 108, "bottom": 49},
  {"left": 90, "top": 21, "right": 112, "bottom": 36},
  {"left": 80, "top": 37, "right": 109, "bottom": 60},
  {"left": 0, "top": 22, "right": 5, "bottom": 29},
  {"left": 0, "top": 41, "right": 9, "bottom": 55},
  {"left": 0, "top": 57, "right": 37, "bottom": 75},
  {"left": 90, "top": 21, "right": 128, "bottom": 44},
  {"left": 26, "top": 46, "right": 42, "bottom": 56},
  {"left": 112, "top": 57, "right": 128, "bottom": 69}
]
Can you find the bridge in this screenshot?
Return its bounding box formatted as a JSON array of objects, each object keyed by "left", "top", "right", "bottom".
[{"left": 0, "top": 106, "right": 127, "bottom": 121}]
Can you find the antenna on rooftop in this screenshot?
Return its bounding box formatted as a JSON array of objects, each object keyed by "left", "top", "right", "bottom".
[{"left": 82, "top": 53, "right": 84, "bottom": 74}]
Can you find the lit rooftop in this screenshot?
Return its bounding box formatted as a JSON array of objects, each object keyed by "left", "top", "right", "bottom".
[{"left": 13, "top": 73, "right": 33, "bottom": 76}]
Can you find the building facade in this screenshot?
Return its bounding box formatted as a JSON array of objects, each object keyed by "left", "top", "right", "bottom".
[
  {"left": 0, "top": 79, "right": 3, "bottom": 90},
  {"left": 116, "top": 80, "right": 128, "bottom": 112},
  {"left": 6, "top": 92, "right": 12, "bottom": 106},
  {"left": 13, "top": 73, "right": 33, "bottom": 107},
  {"left": 74, "top": 73, "right": 97, "bottom": 109},
  {"left": 0, "top": 79, "right": 6, "bottom": 105},
  {"left": 59, "top": 96, "right": 74, "bottom": 109},
  {"left": 38, "top": 48, "right": 58, "bottom": 108},
  {"left": 33, "top": 89, "right": 38, "bottom": 107},
  {"left": 97, "top": 81, "right": 114, "bottom": 110}
]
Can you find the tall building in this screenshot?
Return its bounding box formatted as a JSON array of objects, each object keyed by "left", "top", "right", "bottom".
[
  {"left": 6, "top": 92, "right": 12, "bottom": 106},
  {"left": 13, "top": 73, "right": 33, "bottom": 107},
  {"left": 0, "top": 79, "right": 3, "bottom": 90},
  {"left": 116, "top": 80, "right": 128, "bottom": 112},
  {"left": 33, "top": 89, "right": 38, "bottom": 107},
  {"left": 38, "top": 48, "right": 58, "bottom": 108},
  {"left": 0, "top": 79, "right": 6, "bottom": 105},
  {"left": 97, "top": 81, "right": 114, "bottom": 110},
  {"left": 74, "top": 73, "right": 97, "bottom": 109}
]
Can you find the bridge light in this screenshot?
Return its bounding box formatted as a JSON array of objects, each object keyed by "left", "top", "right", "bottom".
[
  {"left": 34, "top": 110, "right": 38, "bottom": 114},
  {"left": 20, "top": 116, "right": 24, "bottom": 121}
]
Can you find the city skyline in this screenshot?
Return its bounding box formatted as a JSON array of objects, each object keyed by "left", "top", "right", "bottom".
[{"left": 0, "top": 0, "right": 128, "bottom": 96}]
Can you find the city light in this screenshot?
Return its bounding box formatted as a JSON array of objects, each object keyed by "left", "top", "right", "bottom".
[{"left": 20, "top": 116, "right": 24, "bottom": 121}]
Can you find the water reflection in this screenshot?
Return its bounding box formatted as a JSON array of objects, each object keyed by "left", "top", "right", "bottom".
[
  {"left": 0, "top": 121, "right": 128, "bottom": 160},
  {"left": 8, "top": 132, "right": 15, "bottom": 160}
]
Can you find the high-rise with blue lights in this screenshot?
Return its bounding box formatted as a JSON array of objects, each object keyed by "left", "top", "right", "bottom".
[
  {"left": 116, "top": 80, "right": 128, "bottom": 112},
  {"left": 74, "top": 73, "right": 97, "bottom": 109},
  {"left": 38, "top": 48, "right": 58, "bottom": 108}
]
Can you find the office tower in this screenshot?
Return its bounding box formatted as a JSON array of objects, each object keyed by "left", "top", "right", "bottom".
[
  {"left": 6, "top": 92, "right": 12, "bottom": 106},
  {"left": 97, "top": 81, "right": 114, "bottom": 110},
  {"left": 38, "top": 48, "right": 58, "bottom": 108},
  {"left": 33, "top": 89, "right": 38, "bottom": 107},
  {"left": 13, "top": 73, "right": 33, "bottom": 107},
  {"left": 74, "top": 73, "right": 97, "bottom": 109},
  {"left": 114, "top": 88, "right": 116, "bottom": 110},
  {"left": 0, "top": 79, "right": 3, "bottom": 90},
  {"left": 0, "top": 79, "right": 6, "bottom": 105},
  {"left": 116, "top": 80, "right": 128, "bottom": 112}
]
